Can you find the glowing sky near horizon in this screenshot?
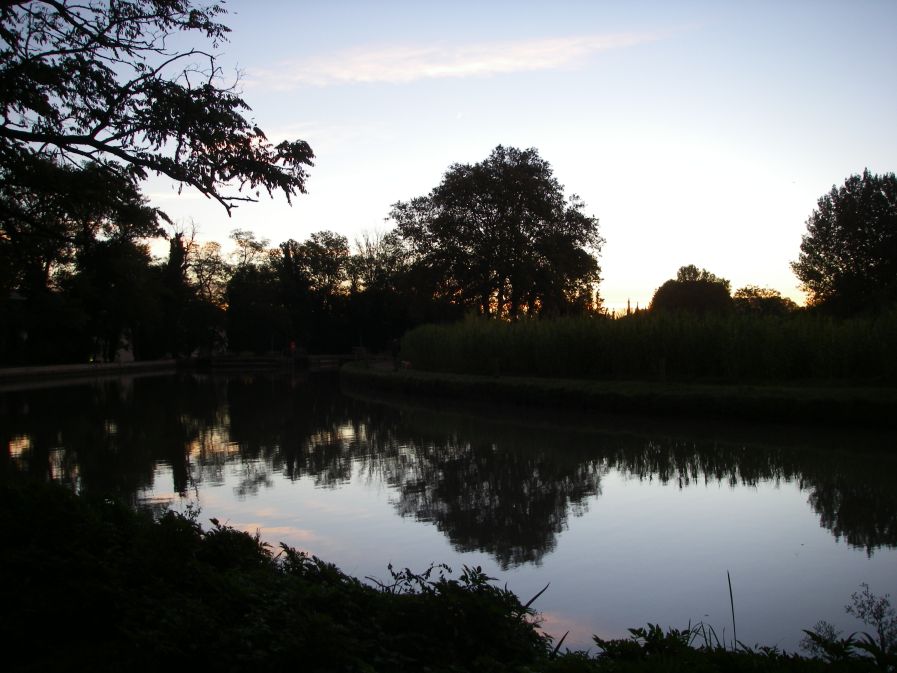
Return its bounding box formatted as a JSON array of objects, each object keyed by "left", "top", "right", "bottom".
[{"left": 145, "top": 0, "right": 897, "bottom": 310}]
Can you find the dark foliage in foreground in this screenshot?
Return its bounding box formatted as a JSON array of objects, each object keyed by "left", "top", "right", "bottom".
[
  {"left": 0, "top": 482, "right": 544, "bottom": 672},
  {"left": 0, "top": 483, "right": 888, "bottom": 672}
]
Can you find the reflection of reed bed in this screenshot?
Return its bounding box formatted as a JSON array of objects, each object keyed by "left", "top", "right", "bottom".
[
  {"left": 339, "top": 377, "right": 897, "bottom": 556},
  {"left": 400, "top": 312, "right": 897, "bottom": 385},
  {"left": 341, "top": 362, "right": 897, "bottom": 427}
]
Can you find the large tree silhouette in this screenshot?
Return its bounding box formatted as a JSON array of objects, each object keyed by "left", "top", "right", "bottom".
[
  {"left": 0, "top": 0, "right": 313, "bottom": 216},
  {"left": 0, "top": 1, "right": 314, "bottom": 362},
  {"left": 650, "top": 265, "right": 733, "bottom": 314},
  {"left": 390, "top": 146, "right": 603, "bottom": 318},
  {"left": 791, "top": 169, "right": 897, "bottom": 314},
  {"left": 0, "top": 158, "right": 162, "bottom": 296}
]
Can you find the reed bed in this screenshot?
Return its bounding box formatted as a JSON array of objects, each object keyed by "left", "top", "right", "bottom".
[{"left": 400, "top": 311, "right": 897, "bottom": 385}]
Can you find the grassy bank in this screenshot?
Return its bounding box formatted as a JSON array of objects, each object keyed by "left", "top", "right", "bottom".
[
  {"left": 1, "top": 481, "right": 542, "bottom": 672},
  {"left": 400, "top": 313, "right": 897, "bottom": 385},
  {"left": 341, "top": 363, "right": 897, "bottom": 427},
  {"left": 2, "top": 482, "right": 890, "bottom": 672}
]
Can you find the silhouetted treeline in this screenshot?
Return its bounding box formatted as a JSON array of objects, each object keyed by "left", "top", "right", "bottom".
[
  {"left": 648, "top": 265, "right": 799, "bottom": 317},
  {"left": 0, "top": 217, "right": 608, "bottom": 366},
  {"left": 0, "top": 225, "right": 470, "bottom": 364},
  {"left": 0, "top": 145, "right": 610, "bottom": 365},
  {"left": 5, "top": 161, "right": 895, "bottom": 368}
]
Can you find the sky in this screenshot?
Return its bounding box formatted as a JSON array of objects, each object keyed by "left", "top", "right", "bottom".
[{"left": 145, "top": 0, "right": 897, "bottom": 311}]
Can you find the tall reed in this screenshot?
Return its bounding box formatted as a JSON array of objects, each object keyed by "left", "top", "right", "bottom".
[{"left": 400, "top": 311, "right": 897, "bottom": 384}]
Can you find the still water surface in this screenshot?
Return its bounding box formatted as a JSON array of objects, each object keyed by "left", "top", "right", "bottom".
[{"left": 2, "top": 372, "right": 895, "bottom": 651}]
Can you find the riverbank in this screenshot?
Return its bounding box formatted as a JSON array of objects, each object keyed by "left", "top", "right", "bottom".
[
  {"left": 0, "top": 358, "right": 178, "bottom": 384},
  {"left": 341, "top": 363, "right": 897, "bottom": 427},
  {"left": 0, "top": 353, "right": 364, "bottom": 388},
  {"left": 0, "top": 481, "right": 878, "bottom": 672}
]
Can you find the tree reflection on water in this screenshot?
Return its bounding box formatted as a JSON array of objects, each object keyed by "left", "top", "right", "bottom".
[{"left": 2, "top": 373, "right": 895, "bottom": 567}]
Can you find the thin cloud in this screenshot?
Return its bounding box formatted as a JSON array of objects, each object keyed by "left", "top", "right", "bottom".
[{"left": 249, "top": 33, "right": 657, "bottom": 89}]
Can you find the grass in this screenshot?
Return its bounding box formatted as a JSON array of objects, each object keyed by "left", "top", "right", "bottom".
[{"left": 2, "top": 481, "right": 892, "bottom": 672}]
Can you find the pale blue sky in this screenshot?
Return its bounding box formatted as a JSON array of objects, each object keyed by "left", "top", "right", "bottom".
[{"left": 147, "top": 0, "right": 897, "bottom": 309}]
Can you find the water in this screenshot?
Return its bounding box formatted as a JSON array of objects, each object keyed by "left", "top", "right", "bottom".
[{"left": 2, "top": 371, "right": 895, "bottom": 651}]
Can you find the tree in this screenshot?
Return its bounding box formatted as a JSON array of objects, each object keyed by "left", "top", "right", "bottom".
[
  {"left": 0, "top": 1, "right": 314, "bottom": 363},
  {"left": 0, "top": 157, "right": 163, "bottom": 296},
  {"left": 650, "top": 265, "right": 733, "bottom": 314},
  {"left": 733, "top": 285, "right": 798, "bottom": 317},
  {"left": 296, "top": 231, "right": 350, "bottom": 303},
  {"left": 675, "top": 264, "right": 731, "bottom": 292},
  {"left": 230, "top": 228, "right": 269, "bottom": 269},
  {"left": 269, "top": 233, "right": 345, "bottom": 351},
  {"left": 348, "top": 230, "right": 408, "bottom": 295},
  {"left": 0, "top": 156, "right": 165, "bottom": 363},
  {"left": 791, "top": 170, "right": 897, "bottom": 313},
  {"left": 389, "top": 146, "right": 603, "bottom": 318},
  {"left": 189, "top": 240, "right": 229, "bottom": 353},
  {"left": 67, "top": 237, "right": 161, "bottom": 361},
  {"left": 0, "top": 0, "right": 313, "bottom": 215},
  {"left": 192, "top": 241, "right": 230, "bottom": 308},
  {"left": 226, "top": 263, "right": 288, "bottom": 355}
]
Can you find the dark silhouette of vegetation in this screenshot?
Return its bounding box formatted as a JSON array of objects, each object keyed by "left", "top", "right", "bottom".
[
  {"left": 792, "top": 170, "right": 897, "bottom": 315},
  {"left": 0, "top": 220, "right": 464, "bottom": 363},
  {"left": 1, "top": 4, "right": 893, "bottom": 667},
  {"left": 225, "top": 232, "right": 290, "bottom": 354},
  {"left": 218, "top": 228, "right": 461, "bottom": 356},
  {"left": 67, "top": 237, "right": 160, "bottom": 361},
  {"left": 0, "top": 0, "right": 316, "bottom": 364},
  {"left": 270, "top": 231, "right": 352, "bottom": 352},
  {"left": 802, "top": 584, "right": 897, "bottom": 669},
  {"left": 399, "top": 312, "right": 897, "bottom": 384},
  {"left": 390, "top": 145, "right": 604, "bottom": 318},
  {"left": 0, "top": 159, "right": 164, "bottom": 297},
  {"left": 0, "top": 1, "right": 888, "bottom": 392},
  {"left": 734, "top": 286, "right": 799, "bottom": 317},
  {"left": 0, "top": 0, "right": 313, "bottom": 216},
  {"left": 650, "top": 265, "right": 734, "bottom": 314},
  {"left": 1, "top": 482, "right": 547, "bottom": 673},
  {"left": 1, "top": 480, "right": 890, "bottom": 671}
]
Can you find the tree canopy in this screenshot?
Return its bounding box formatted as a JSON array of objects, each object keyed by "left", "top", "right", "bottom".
[
  {"left": 791, "top": 169, "right": 897, "bottom": 313},
  {"left": 650, "top": 265, "right": 733, "bottom": 314},
  {"left": 0, "top": 0, "right": 313, "bottom": 215},
  {"left": 674, "top": 264, "right": 731, "bottom": 292},
  {"left": 389, "top": 145, "right": 603, "bottom": 318},
  {"left": 0, "top": 157, "right": 162, "bottom": 294},
  {"left": 0, "top": 1, "right": 320, "bottom": 362},
  {"left": 733, "top": 286, "right": 797, "bottom": 317}
]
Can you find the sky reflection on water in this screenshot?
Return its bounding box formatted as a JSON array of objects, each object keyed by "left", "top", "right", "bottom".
[{"left": 2, "top": 371, "right": 895, "bottom": 651}]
